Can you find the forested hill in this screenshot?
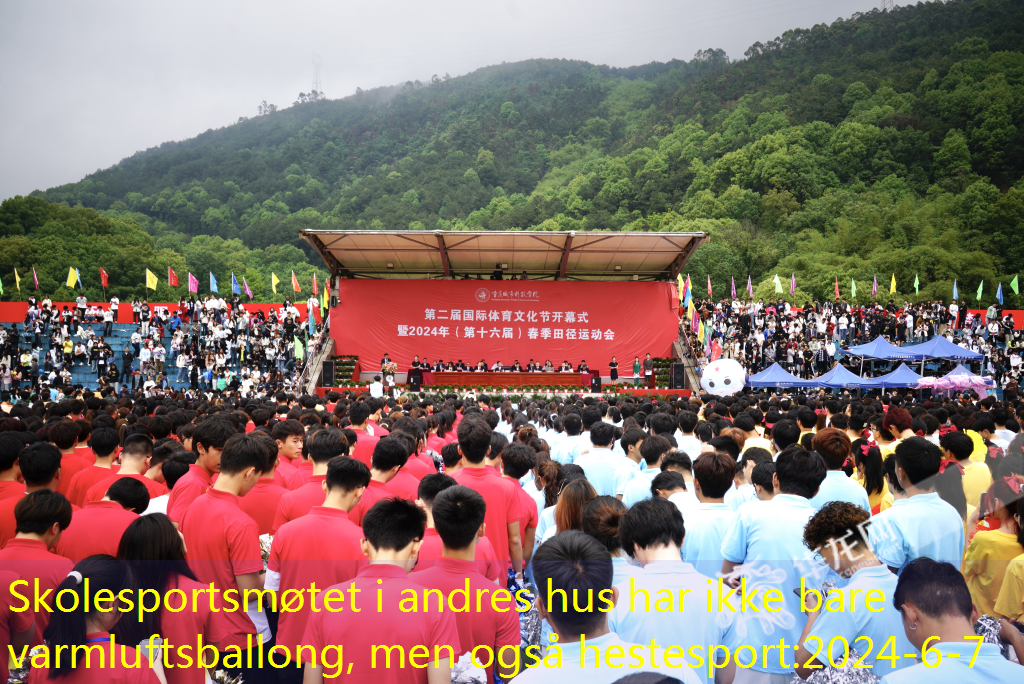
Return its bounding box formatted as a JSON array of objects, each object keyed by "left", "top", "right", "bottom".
[{"left": 3, "top": 0, "right": 1024, "bottom": 305}]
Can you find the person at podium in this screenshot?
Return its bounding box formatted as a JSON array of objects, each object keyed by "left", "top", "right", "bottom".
[
  {"left": 409, "top": 355, "right": 423, "bottom": 387},
  {"left": 380, "top": 352, "right": 392, "bottom": 371}
]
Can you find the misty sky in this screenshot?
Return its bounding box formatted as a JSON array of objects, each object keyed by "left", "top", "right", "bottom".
[{"left": 0, "top": 0, "right": 883, "bottom": 201}]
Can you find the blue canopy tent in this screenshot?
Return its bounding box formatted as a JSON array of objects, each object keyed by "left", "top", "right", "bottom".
[
  {"left": 813, "top": 364, "right": 881, "bottom": 390},
  {"left": 873, "top": 363, "right": 923, "bottom": 388},
  {"left": 836, "top": 337, "right": 927, "bottom": 360},
  {"left": 748, "top": 363, "right": 817, "bottom": 388},
  {"left": 903, "top": 336, "right": 984, "bottom": 361}
]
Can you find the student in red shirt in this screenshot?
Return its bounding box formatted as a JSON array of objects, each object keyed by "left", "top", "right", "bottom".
[
  {"left": 348, "top": 437, "right": 407, "bottom": 525},
  {"left": 268, "top": 456, "right": 370, "bottom": 679},
  {"left": 83, "top": 435, "right": 166, "bottom": 504},
  {"left": 237, "top": 432, "right": 287, "bottom": 535},
  {"left": 498, "top": 444, "right": 539, "bottom": 571},
  {"left": 413, "top": 474, "right": 501, "bottom": 582},
  {"left": 166, "top": 418, "right": 235, "bottom": 526},
  {"left": 0, "top": 490, "right": 73, "bottom": 645},
  {"left": 271, "top": 427, "right": 348, "bottom": 533},
  {"left": 390, "top": 417, "right": 438, "bottom": 478},
  {"left": 300, "top": 497, "right": 459, "bottom": 684},
  {"left": 118, "top": 514, "right": 227, "bottom": 684},
  {"left": 64, "top": 427, "right": 120, "bottom": 507},
  {"left": 271, "top": 419, "right": 305, "bottom": 490},
  {"left": 0, "top": 568, "right": 34, "bottom": 682},
  {"left": 56, "top": 478, "right": 147, "bottom": 562},
  {"left": 348, "top": 402, "right": 380, "bottom": 468},
  {"left": 412, "top": 485, "right": 520, "bottom": 682},
  {"left": 0, "top": 433, "right": 24, "bottom": 502},
  {"left": 47, "top": 421, "right": 89, "bottom": 497},
  {"left": 72, "top": 417, "right": 95, "bottom": 465},
  {"left": 0, "top": 443, "right": 68, "bottom": 549},
  {"left": 28, "top": 556, "right": 160, "bottom": 684},
  {"left": 451, "top": 418, "right": 523, "bottom": 576},
  {"left": 180, "top": 432, "right": 268, "bottom": 678},
  {"left": 383, "top": 432, "right": 425, "bottom": 499},
  {"left": 366, "top": 397, "right": 390, "bottom": 437}
]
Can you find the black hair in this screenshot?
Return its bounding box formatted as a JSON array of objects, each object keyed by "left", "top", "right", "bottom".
[
  {"left": 589, "top": 422, "right": 615, "bottom": 448},
  {"left": 121, "top": 434, "right": 154, "bottom": 461},
  {"left": 162, "top": 453, "right": 195, "bottom": 489},
  {"left": 87, "top": 427, "right": 120, "bottom": 458},
  {"left": 771, "top": 420, "right": 801, "bottom": 451},
  {"left": 708, "top": 435, "right": 740, "bottom": 460},
  {"left": 639, "top": 434, "right": 671, "bottom": 466},
  {"left": 939, "top": 431, "right": 974, "bottom": 461},
  {"left": 417, "top": 473, "right": 458, "bottom": 506},
  {"left": 651, "top": 470, "right": 686, "bottom": 496},
  {"left": 0, "top": 433, "right": 22, "bottom": 472},
  {"left": 500, "top": 443, "right": 536, "bottom": 480},
  {"left": 19, "top": 442, "right": 62, "bottom": 487},
  {"left": 774, "top": 448, "right": 827, "bottom": 499},
  {"left": 307, "top": 428, "right": 349, "bottom": 464},
  {"left": 348, "top": 402, "right": 372, "bottom": 426},
  {"left": 271, "top": 419, "right": 305, "bottom": 441},
  {"left": 619, "top": 428, "right": 646, "bottom": 454},
  {"left": 218, "top": 433, "right": 269, "bottom": 476},
  {"left": 531, "top": 531, "right": 613, "bottom": 635},
  {"left": 751, "top": 461, "right": 775, "bottom": 494},
  {"left": 48, "top": 421, "right": 80, "bottom": 450},
  {"left": 892, "top": 557, "right": 973, "bottom": 620},
  {"left": 105, "top": 477, "right": 150, "bottom": 514},
  {"left": 325, "top": 456, "right": 370, "bottom": 493},
  {"left": 581, "top": 496, "right": 626, "bottom": 554},
  {"left": 562, "top": 413, "right": 583, "bottom": 437},
  {"left": 371, "top": 436, "right": 410, "bottom": 472},
  {"left": 677, "top": 411, "right": 699, "bottom": 433},
  {"left": 361, "top": 497, "right": 426, "bottom": 551},
  {"left": 456, "top": 419, "right": 492, "bottom": 463},
  {"left": 192, "top": 418, "right": 236, "bottom": 454},
  {"left": 14, "top": 489, "right": 73, "bottom": 534},
  {"left": 883, "top": 454, "right": 905, "bottom": 495},
  {"left": 648, "top": 413, "right": 676, "bottom": 436},
  {"left": 619, "top": 497, "right": 684, "bottom": 558},
  {"left": 432, "top": 485, "right": 486, "bottom": 550},
  {"left": 440, "top": 443, "right": 462, "bottom": 469},
  {"left": 851, "top": 438, "right": 885, "bottom": 498},
  {"left": 893, "top": 436, "right": 942, "bottom": 486},
  {"left": 692, "top": 452, "right": 736, "bottom": 499}
]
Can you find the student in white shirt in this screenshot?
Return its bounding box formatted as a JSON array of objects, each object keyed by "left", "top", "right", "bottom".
[
  {"left": 573, "top": 422, "right": 620, "bottom": 497},
  {"left": 621, "top": 434, "right": 671, "bottom": 508},
  {"left": 550, "top": 413, "right": 587, "bottom": 465},
  {"left": 612, "top": 428, "right": 646, "bottom": 499},
  {"left": 679, "top": 452, "right": 737, "bottom": 579},
  {"left": 674, "top": 410, "right": 703, "bottom": 457},
  {"left": 369, "top": 374, "right": 384, "bottom": 398}
]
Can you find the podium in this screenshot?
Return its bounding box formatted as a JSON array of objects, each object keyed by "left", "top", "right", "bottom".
[{"left": 408, "top": 367, "right": 423, "bottom": 391}]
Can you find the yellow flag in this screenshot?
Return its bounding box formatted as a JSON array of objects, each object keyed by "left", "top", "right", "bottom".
[
  {"left": 676, "top": 273, "right": 685, "bottom": 303},
  {"left": 66, "top": 267, "right": 77, "bottom": 288},
  {"left": 890, "top": 274, "right": 896, "bottom": 294},
  {"left": 14, "top": 269, "right": 20, "bottom": 292},
  {"left": 146, "top": 269, "right": 158, "bottom": 290},
  {"left": 271, "top": 272, "right": 280, "bottom": 294}
]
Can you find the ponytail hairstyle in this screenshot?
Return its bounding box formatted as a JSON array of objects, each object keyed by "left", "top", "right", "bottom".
[
  {"left": 515, "top": 425, "right": 538, "bottom": 444},
  {"left": 852, "top": 438, "right": 885, "bottom": 498},
  {"left": 581, "top": 496, "right": 627, "bottom": 555},
  {"left": 536, "top": 460, "right": 562, "bottom": 508},
  {"left": 554, "top": 478, "right": 597, "bottom": 533},
  {"left": 980, "top": 476, "right": 1024, "bottom": 546},
  {"left": 43, "top": 555, "right": 135, "bottom": 678}
]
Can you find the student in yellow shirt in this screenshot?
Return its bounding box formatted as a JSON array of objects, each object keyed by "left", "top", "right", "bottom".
[
  {"left": 879, "top": 406, "right": 914, "bottom": 457},
  {"left": 962, "top": 477, "right": 1024, "bottom": 616},
  {"left": 852, "top": 439, "right": 893, "bottom": 514},
  {"left": 994, "top": 552, "right": 1024, "bottom": 621},
  {"left": 941, "top": 431, "right": 992, "bottom": 509}
]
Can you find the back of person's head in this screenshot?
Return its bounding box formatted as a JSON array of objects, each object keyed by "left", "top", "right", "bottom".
[
  {"left": 218, "top": 433, "right": 269, "bottom": 476},
  {"left": 15, "top": 489, "right": 72, "bottom": 534},
  {"left": 708, "top": 435, "right": 739, "bottom": 460},
  {"left": 775, "top": 448, "right": 827, "bottom": 499},
  {"left": 532, "top": 531, "right": 612, "bottom": 635},
  {"left": 620, "top": 428, "right": 645, "bottom": 454},
  {"left": 677, "top": 411, "right": 698, "bottom": 434},
  {"left": 307, "top": 428, "right": 349, "bottom": 464},
  {"left": 883, "top": 454, "right": 905, "bottom": 495},
  {"left": 105, "top": 477, "right": 150, "bottom": 514},
  {"left": 609, "top": 674, "right": 685, "bottom": 684},
  {"left": 883, "top": 407, "right": 912, "bottom": 435},
  {"left": 500, "top": 443, "right": 536, "bottom": 480},
  {"left": 581, "top": 496, "right": 627, "bottom": 554},
  {"left": 19, "top": 442, "right": 62, "bottom": 487},
  {"left": 738, "top": 446, "right": 772, "bottom": 471},
  {"left": 440, "top": 443, "right": 462, "bottom": 470},
  {"left": 193, "top": 418, "right": 236, "bottom": 453},
  {"left": 651, "top": 470, "right": 686, "bottom": 497},
  {"left": 417, "top": 473, "right": 457, "bottom": 507},
  {"left": 589, "top": 422, "right": 615, "bottom": 448},
  {"left": 618, "top": 497, "right": 684, "bottom": 558},
  {"left": 812, "top": 427, "right": 852, "bottom": 470},
  {"left": 456, "top": 418, "right": 493, "bottom": 463},
  {"left": 326, "top": 457, "right": 370, "bottom": 493},
  {"left": 803, "top": 501, "right": 869, "bottom": 557},
  {"left": 639, "top": 434, "right": 671, "bottom": 466},
  {"left": 362, "top": 497, "right": 426, "bottom": 551},
  {"left": 48, "top": 420, "right": 80, "bottom": 450},
  {"left": 939, "top": 431, "right": 973, "bottom": 461},
  {"left": 121, "top": 434, "right": 153, "bottom": 462},
  {"left": 431, "top": 485, "right": 486, "bottom": 550},
  {"left": 751, "top": 461, "right": 775, "bottom": 494},
  {"left": 556, "top": 478, "right": 597, "bottom": 532},
  {"left": 348, "top": 401, "right": 372, "bottom": 426},
  {"left": 851, "top": 438, "right": 885, "bottom": 497},
  {"left": 796, "top": 407, "right": 817, "bottom": 430},
  {"left": 892, "top": 558, "right": 973, "bottom": 621},
  {"left": 562, "top": 413, "right": 583, "bottom": 437},
  {"left": 162, "top": 453, "right": 195, "bottom": 490},
  {"left": 894, "top": 436, "right": 942, "bottom": 487},
  {"left": 371, "top": 436, "right": 409, "bottom": 472},
  {"left": 648, "top": 413, "right": 676, "bottom": 436},
  {"left": 0, "top": 433, "right": 23, "bottom": 473},
  {"left": 771, "top": 419, "right": 800, "bottom": 451},
  {"left": 692, "top": 452, "right": 736, "bottom": 499},
  {"left": 733, "top": 414, "right": 755, "bottom": 433},
  {"left": 87, "top": 427, "right": 120, "bottom": 458}
]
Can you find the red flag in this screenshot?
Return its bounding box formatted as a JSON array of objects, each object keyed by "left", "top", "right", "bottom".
[
  {"left": 32, "top": 267, "right": 38, "bottom": 290},
  {"left": 168, "top": 267, "right": 179, "bottom": 288},
  {"left": 99, "top": 268, "right": 109, "bottom": 288},
  {"left": 707, "top": 274, "right": 712, "bottom": 298},
  {"left": 834, "top": 277, "right": 840, "bottom": 299},
  {"left": 312, "top": 274, "right": 318, "bottom": 295},
  {"left": 291, "top": 270, "right": 301, "bottom": 293}
]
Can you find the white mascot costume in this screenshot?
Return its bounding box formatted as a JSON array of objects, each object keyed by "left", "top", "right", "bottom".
[{"left": 700, "top": 359, "right": 747, "bottom": 396}]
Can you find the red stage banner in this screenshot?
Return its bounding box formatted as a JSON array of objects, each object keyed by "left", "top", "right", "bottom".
[{"left": 329, "top": 280, "right": 681, "bottom": 368}]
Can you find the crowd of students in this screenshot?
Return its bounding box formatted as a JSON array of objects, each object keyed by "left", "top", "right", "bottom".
[
  {"left": 0, "top": 386, "right": 1023, "bottom": 684},
  {"left": 684, "top": 298, "right": 1022, "bottom": 395}
]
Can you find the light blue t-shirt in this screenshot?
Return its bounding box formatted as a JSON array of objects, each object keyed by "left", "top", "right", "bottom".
[
  {"left": 574, "top": 448, "right": 621, "bottom": 497},
  {"left": 719, "top": 493, "right": 820, "bottom": 675},
  {"left": 608, "top": 562, "right": 733, "bottom": 684},
  {"left": 621, "top": 470, "right": 659, "bottom": 508},
  {"left": 680, "top": 502, "right": 736, "bottom": 579},
  {"left": 804, "top": 564, "right": 915, "bottom": 677},
  {"left": 869, "top": 492, "right": 965, "bottom": 573},
  {"left": 551, "top": 434, "right": 588, "bottom": 464},
  {"left": 809, "top": 470, "right": 872, "bottom": 513},
  {"left": 880, "top": 641, "right": 1018, "bottom": 684},
  {"left": 724, "top": 483, "right": 757, "bottom": 511},
  {"left": 611, "top": 555, "right": 643, "bottom": 588},
  {"left": 613, "top": 458, "right": 644, "bottom": 497}
]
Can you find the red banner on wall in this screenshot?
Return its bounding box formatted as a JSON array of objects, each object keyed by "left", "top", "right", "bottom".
[{"left": 330, "top": 280, "right": 680, "bottom": 370}]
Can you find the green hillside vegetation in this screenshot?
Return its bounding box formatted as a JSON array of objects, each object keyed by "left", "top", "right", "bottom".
[{"left": 2, "top": 0, "right": 1023, "bottom": 306}]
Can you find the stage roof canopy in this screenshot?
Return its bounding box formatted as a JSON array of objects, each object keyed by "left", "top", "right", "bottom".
[{"left": 300, "top": 229, "right": 707, "bottom": 281}]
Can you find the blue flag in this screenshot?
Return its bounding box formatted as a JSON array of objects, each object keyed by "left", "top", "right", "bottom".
[
  {"left": 231, "top": 272, "right": 241, "bottom": 295},
  {"left": 997, "top": 282, "right": 1004, "bottom": 305},
  {"left": 75, "top": 268, "right": 82, "bottom": 289},
  {"left": 210, "top": 272, "right": 219, "bottom": 293},
  {"left": 952, "top": 279, "right": 958, "bottom": 301}
]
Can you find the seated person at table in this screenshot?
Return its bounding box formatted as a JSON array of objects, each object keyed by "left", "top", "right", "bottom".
[
  {"left": 455, "top": 360, "right": 467, "bottom": 370},
  {"left": 576, "top": 360, "right": 589, "bottom": 373},
  {"left": 434, "top": 360, "right": 445, "bottom": 371},
  {"left": 527, "top": 359, "right": 538, "bottom": 372},
  {"left": 475, "top": 360, "right": 487, "bottom": 372},
  {"left": 491, "top": 360, "right": 504, "bottom": 371},
  {"left": 544, "top": 359, "right": 554, "bottom": 371},
  {"left": 559, "top": 360, "right": 572, "bottom": 372},
  {"left": 512, "top": 360, "right": 523, "bottom": 372},
  {"left": 444, "top": 361, "right": 455, "bottom": 371}
]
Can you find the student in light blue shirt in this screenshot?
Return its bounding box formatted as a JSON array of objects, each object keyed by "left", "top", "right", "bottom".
[
  {"left": 608, "top": 497, "right": 735, "bottom": 684},
  {"left": 621, "top": 434, "right": 671, "bottom": 508},
  {"left": 516, "top": 530, "right": 701, "bottom": 684},
  {"left": 581, "top": 496, "right": 643, "bottom": 587},
  {"left": 794, "top": 501, "right": 915, "bottom": 680},
  {"left": 550, "top": 413, "right": 587, "bottom": 464},
  {"left": 869, "top": 438, "right": 965, "bottom": 574},
  {"left": 574, "top": 422, "right": 620, "bottom": 497},
  {"left": 725, "top": 447, "right": 772, "bottom": 511},
  {"left": 612, "top": 428, "right": 646, "bottom": 499},
  {"left": 879, "top": 557, "right": 1022, "bottom": 683},
  {"left": 680, "top": 452, "right": 737, "bottom": 579},
  {"left": 807, "top": 428, "right": 871, "bottom": 513},
  {"left": 720, "top": 447, "right": 827, "bottom": 680}
]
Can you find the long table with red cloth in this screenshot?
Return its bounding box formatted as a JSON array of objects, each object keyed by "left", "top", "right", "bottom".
[{"left": 427, "top": 371, "right": 595, "bottom": 387}]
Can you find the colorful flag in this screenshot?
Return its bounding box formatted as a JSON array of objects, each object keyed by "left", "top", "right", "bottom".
[
  {"left": 188, "top": 272, "right": 198, "bottom": 293},
  {"left": 790, "top": 273, "right": 796, "bottom": 295},
  {"left": 682, "top": 275, "right": 692, "bottom": 307},
  {"left": 32, "top": 267, "right": 38, "bottom": 290},
  {"left": 914, "top": 273, "right": 919, "bottom": 295},
  {"left": 168, "top": 267, "right": 179, "bottom": 288},
  {"left": 271, "top": 272, "right": 280, "bottom": 294},
  {"left": 953, "top": 279, "right": 959, "bottom": 301},
  {"left": 976, "top": 280, "right": 983, "bottom": 302},
  {"left": 872, "top": 275, "right": 878, "bottom": 297},
  {"left": 890, "top": 274, "right": 896, "bottom": 295},
  {"left": 704, "top": 328, "right": 713, "bottom": 358},
  {"left": 66, "top": 267, "right": 77, "bottom": 288},
  {"left": 0, "top": 276, "right": 4, "bottom": 296},
  {"left": 145, "top": 269, "right": 158, "bottom": 291},
  {"left": 243, "top": 276, "right": 253, "bottom": 299},
  {"left": 14, "top": 269, "right": 20, "bottom": 292},
  {"left": 321, "top": 282, "right": 328, "bottom": 315},
  {"left": 690, "top": 306, "right": 699, "bottom": 334},
  {"left": 997, "top": 282, "right": 1004, "bottom": 305},
  {"left": 834, "top": 277, "right": 840, "bottom": 299},
  {"left": 707, "top": 274, "right": 712, "bottom": 298},
  {"left": 773, "top": 274, "right": 782, "bottom": 293},
  {"left": 676, "top": 274, "right": 685, "bottom": 303},
  {"left": 100, "top": 268, "right": 109, "bottom": 288},
  {"left": 312, "top": 274, "right": 319, "bottom": 296},
  {"left": 851, "top": 278, "right": 857, "bottom": 298},
  {"left": 76, "top": 269, "right": 82, "bottom": 289},
  {"left": 731, "top": 276, "right": 737, "bottom": 299},
  {"left": 231, "top": 272, "right": 241, "bottom": 295},
  {"left": 746, "top": 275, "right": 753, "bottom": 298},
  {"left": 1011, "top": 275, "right": 1019, "bottom": 295},
  {"left": 710, "top": 339, "right": 722, "bottom": 362},
  {"left": 210, "top": 273, "right": 218, "bottom": 293}
]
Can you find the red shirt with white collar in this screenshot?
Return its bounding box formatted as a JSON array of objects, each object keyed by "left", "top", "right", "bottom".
[
  {"left": 55, "top": 500, "right": 138, "bottom": 563},
  {"left": 0, "top": 538, "right": 73, "bottom": 645},
  {"left": 165, "top": 464, "right": 213, "bottom": 524},
  {"left": 271, "top": 474, "right": 326, "bottom": 533},
  {"left": 237, "top": 480, "right": 288, "bottom": 536}
]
